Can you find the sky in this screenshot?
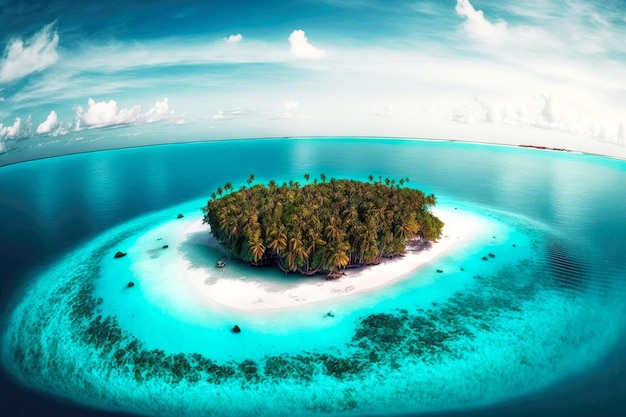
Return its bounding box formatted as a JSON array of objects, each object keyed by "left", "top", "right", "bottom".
[{"left": 1, "top": 0, "right": 625, "bottom": 161}]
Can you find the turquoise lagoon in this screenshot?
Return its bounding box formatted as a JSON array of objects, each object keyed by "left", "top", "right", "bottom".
[{"left": 1, "top": 138, "right": 625, "bottom": 417}]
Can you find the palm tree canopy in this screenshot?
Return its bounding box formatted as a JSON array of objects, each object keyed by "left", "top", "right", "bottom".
[{"left": 203, "top": 177, "right": 443, "bottom": 277}]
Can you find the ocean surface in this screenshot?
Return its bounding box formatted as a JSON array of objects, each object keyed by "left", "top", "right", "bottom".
[{"left": 0, "top": 137, "right": 625, "bottom": 417}]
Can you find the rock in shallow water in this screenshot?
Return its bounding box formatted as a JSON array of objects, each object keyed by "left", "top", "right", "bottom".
[
  {"left": 114, "top": 251, "right": 127, "bottom": 258},
  {"left": 232, "top": 325, "right": 241, "bottom": 333}
]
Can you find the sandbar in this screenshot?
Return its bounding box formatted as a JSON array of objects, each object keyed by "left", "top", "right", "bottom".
[{"left": 157, "top": 206, "right": 490, "bottom": 312}]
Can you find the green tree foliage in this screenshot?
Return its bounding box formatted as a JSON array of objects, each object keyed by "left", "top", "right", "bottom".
[{"left": 202, "top": 177, "right": 443, "bottom": 277}]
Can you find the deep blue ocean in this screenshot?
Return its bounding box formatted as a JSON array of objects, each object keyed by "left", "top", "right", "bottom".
[{"left": 0, "top": 137, "right": 625, "bottom": 417}]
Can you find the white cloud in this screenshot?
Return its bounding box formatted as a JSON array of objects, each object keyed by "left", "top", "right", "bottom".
[
  {"left": 75, "top": 98, "right": 174, "bottom": 129},
  {"left": 225, "top": 34, "right": 243, "bottom": 43},
  {"left": 213, "top": 110, "right": 226, "bottom": 121},
  {"left": 0, "top": 23, "right": 59, "bottom": 83},
  {"left": 289, "top": 30, "right": 326, "bottom": 59},
  {"left": 36, "top": 110, "right": 59, "bottom": 134},
  {"left": 144, "top": 98, "right": 174, "bottom": 123},
  {"left": 449, "top": 94, "right": 625, "bottom": 145},
  {"left": 75, "top": 98, "right": 141, "bottom": 129},
  {"left": 277, "top": 100, "right": 311, "bottom": 120},
  {"left": 0, "top": 117, "right": 22, "bottom": 139},
  {"left": 455, "top": 0, "right": 507, "bottom": 42},
  {"left": 212, "top": 108, "right": 251, "bottom": 121},
  {"left": 59, "top": 36, "right": 285, "bottom": 77},
  {"left": 533, "top": 93, "right": 556, "bottom": 128},
  {"left": 282, "top": 100, "right": 300, "bottom": 118}
]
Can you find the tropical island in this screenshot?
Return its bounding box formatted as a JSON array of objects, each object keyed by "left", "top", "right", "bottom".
[{"left": 202, "top": 174, "right": 444, "bottom": 278}]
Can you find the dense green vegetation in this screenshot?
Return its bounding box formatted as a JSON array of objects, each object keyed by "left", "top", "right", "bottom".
[{"left": 202, "top": 174, "right": 443, "bottom": 277}]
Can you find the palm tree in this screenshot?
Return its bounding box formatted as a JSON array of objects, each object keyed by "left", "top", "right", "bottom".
[
  {"left": 325, "top": 240, "right": 350, "bottom": 273},
  {"left": 324, "top": 216, "right": 342, "bottom": 241},
  {"left": 304, "top": 173, "right": 310, "bottom": 183},
  {"left": 267, "top": 226, "right": 287, "bottom": 255},
  {"left": 361, "top": 223, "right": 379, "bottom": 263},
  {"left": 217, "top": 206, "right": 230, "bottom": 236},
  {"left": 283, "top": 249, "right": 297, "bottom": 272},
  {"left": 243, "top": 212, "right": 260, "bottom": 236},
  {"left": 283, "top": 234, "right": 306, "bottom": 272},
  {"left": 306, "top": 229, "right": 326, "bottom": 257},
  {"left": 247, "top": 173, "right": 255, "bottom": 185},
  {"left": 288, "top": 234, "right": 309, "bottom": 270},
  {"left": 224, "top": 182, "right": 233, "bottom": 193},
  {"left": 394, "top": 213, "right": 419, "bottom": 241},
  {"left": 249, "top": 236, "right": 265, "bottom": 264},
  {"left": 320, "top": 173, "right": 326, "bottom": 183},
  {"left": 378, "top": 231, "right": 394, "bottom": 261}
]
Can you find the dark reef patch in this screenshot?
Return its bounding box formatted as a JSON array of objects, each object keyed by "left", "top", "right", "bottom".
[
  {"left": 354, "top": 313, "right": 405, "bottom": 348},
  {"left": 56, "top": 262, "right": 544, "bottom": 387},
  {"left": 9, "top": 223, "right": 553, "bottom": 391}
]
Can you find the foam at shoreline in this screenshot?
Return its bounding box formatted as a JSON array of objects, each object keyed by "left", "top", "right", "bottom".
[
  {"left": 90, "top": 203, "right": 508, "bottom": 355},
  {"left": 166, "top": 207, "right": 486, "bottom": 312},
  {"left": 86, "top": 205, "right": 512, "bottom": 359},
  {"left": 98, "top": 204, "right": 500, "bottom": 329}
]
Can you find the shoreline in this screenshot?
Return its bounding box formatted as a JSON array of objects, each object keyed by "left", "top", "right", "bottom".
[{"left": 163, "top": 206, "right": 488, "bottom": 313}]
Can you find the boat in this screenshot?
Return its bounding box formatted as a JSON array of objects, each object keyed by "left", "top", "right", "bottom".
[{"left": 216, "top": 259, "right": 226, "bottom": 268}]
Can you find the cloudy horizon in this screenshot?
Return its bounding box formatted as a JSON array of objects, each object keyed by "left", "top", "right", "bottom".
[{"left": 1, "top": 0, "right": 625, "bottom": 161}]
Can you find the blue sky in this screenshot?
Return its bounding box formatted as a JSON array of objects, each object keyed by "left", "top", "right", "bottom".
[{"left": 1, "top": 0, "right": 625, "bottom": 159}]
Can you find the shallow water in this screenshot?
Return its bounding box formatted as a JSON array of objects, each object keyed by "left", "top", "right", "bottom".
[{"left": 1, "top": 137, "right": 625, "bottom": 417}]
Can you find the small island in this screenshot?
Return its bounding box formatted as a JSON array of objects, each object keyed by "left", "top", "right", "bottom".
[{"left": 202, "top": 174, "right": 444, "bottom": 278}]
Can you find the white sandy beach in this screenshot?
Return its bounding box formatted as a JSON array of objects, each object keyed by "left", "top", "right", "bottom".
[{"left": 157, "top": 207, "right": 488, "bottom": 312}]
